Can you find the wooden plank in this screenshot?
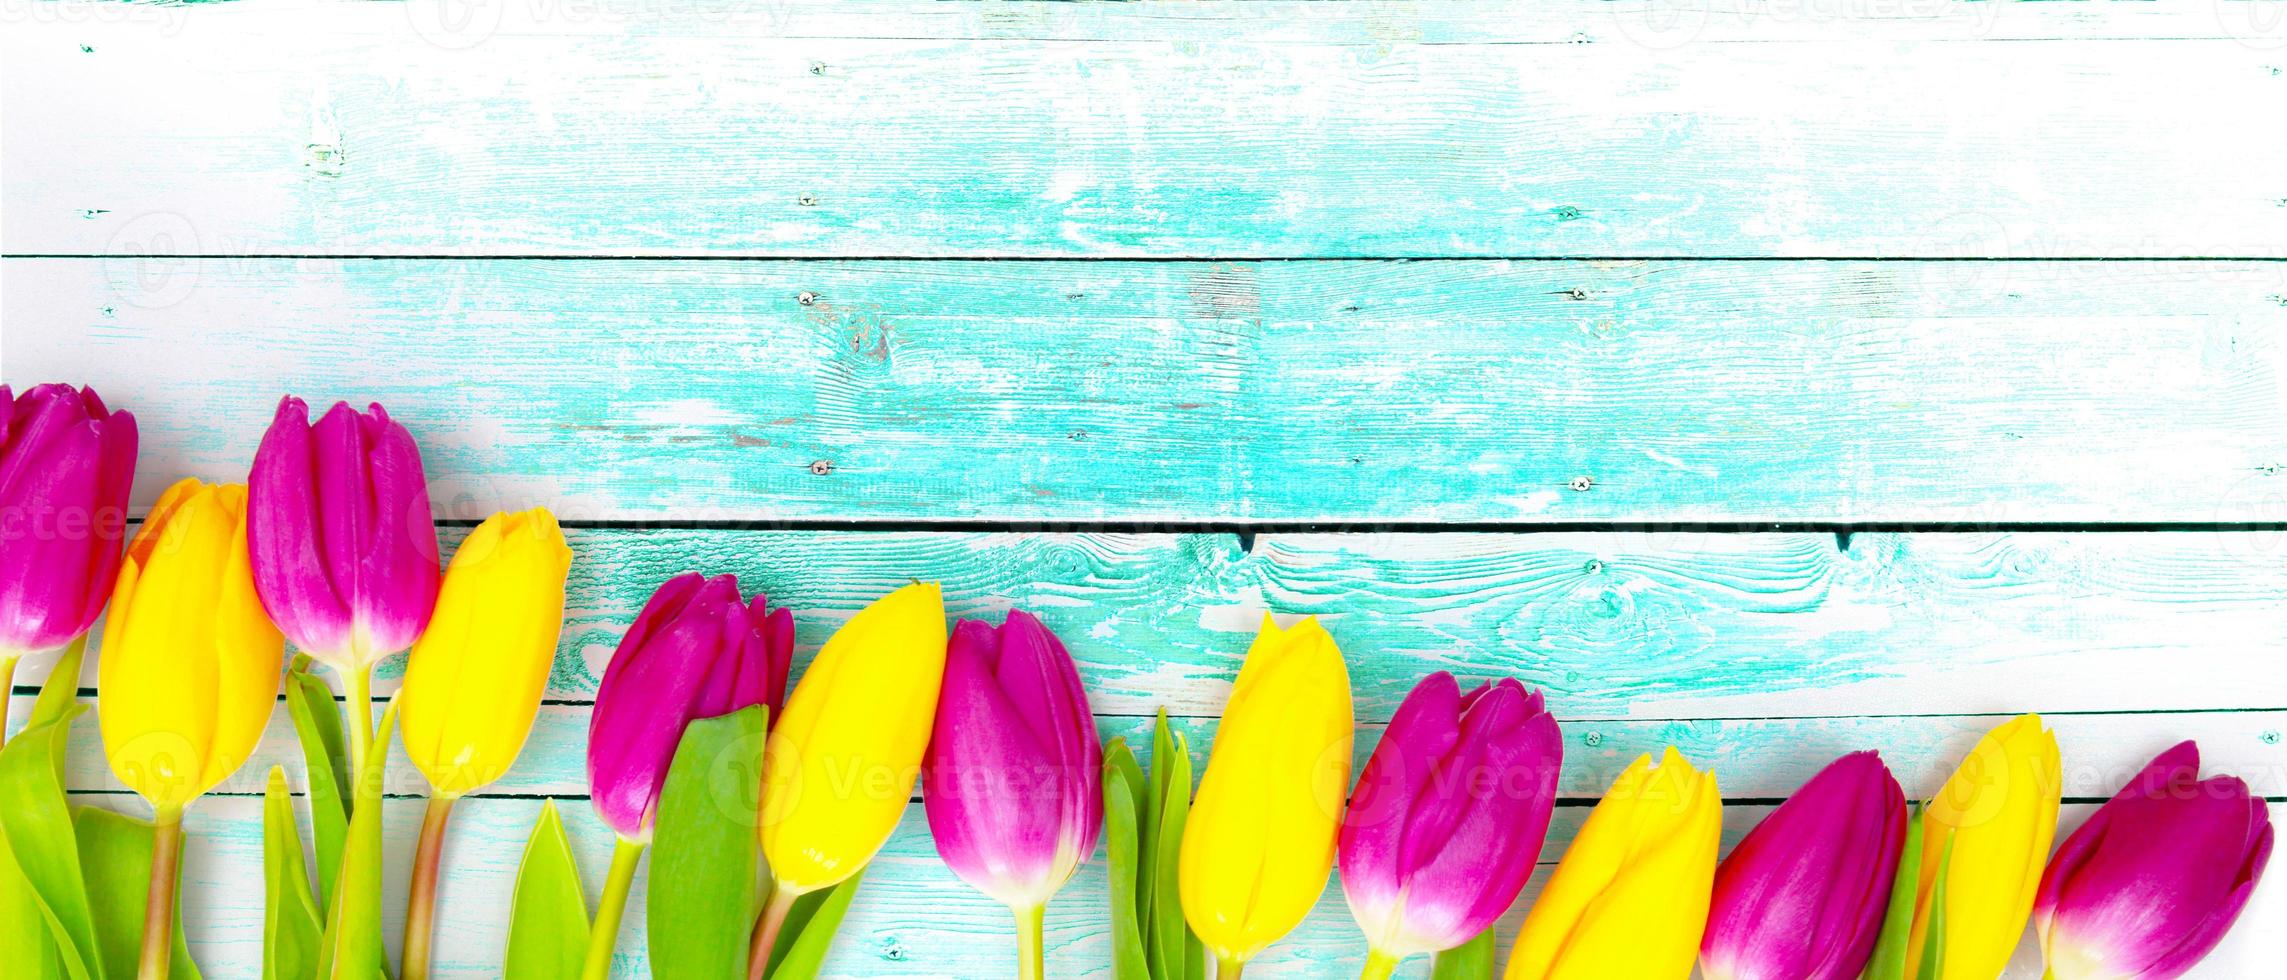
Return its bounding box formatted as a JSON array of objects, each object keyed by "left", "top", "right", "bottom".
[
  {"left": 15, "top": 529, "right": 2285, "bottom": 717},
  {"left": 9, "top": 258, "right": 2284, "bottom": 522},
  {"left": 30, "top": 694, "right": 2287, "bottom": 803},
  {"left": 93, "top": 792, "right": 2284, "bottom": 978},
  {"left": 9, "top": 7, "right": 2287, "bottom": 256}
]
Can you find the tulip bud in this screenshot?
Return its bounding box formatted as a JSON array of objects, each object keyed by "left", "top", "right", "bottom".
[
  {"left": 923, "top": 610, "right": 1103, "bottom": 911},
  {"left": 1904, "top": 713, "right": 2061, "bottom": 980},
  {"left": 0, "top": 383, "right": 138, "bottom": 656},
  {"left": 1506, "top": 747, "right": 1722, "bottom": 980},
  {"left": 1701, "top": 751, "right": 1906, "bottom": 980},
  {"left": 96, "top": 479, "right": 283, "bottom": 811},
  {"left": 1180, "top": 614, "right": 1355, "bottom": 973},
  {"left": 247, "top": 395, "right": 441, "bottom": 671},
  {"left": 588, "top": 572, "right": 792, "bottom": 841},
  {"left": 2035, "top": 741, "right": 2273, "bottom": 980},
  {"left": 1341, "top": 673, "right": 1561, "bottom": 971},
  {"left": 759, "top": 582, "right": 948, "bottom": 895},
  {"left": 400, "top": 508, "right": 574, "bottom": 798}
]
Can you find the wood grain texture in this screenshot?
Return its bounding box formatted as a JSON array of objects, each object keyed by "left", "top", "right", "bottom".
[
  {"left": 72, "top": 792, "right": 2284, "bottom": 979},
  {"left": 8, "top": 2, "right": 2287, "bottom": 256},
  {"left": 10, "top": 258, "right": 2286, "bottom": 522},
  {"left": 14, "top": 529, "right": 2287, "bottom": 717}
]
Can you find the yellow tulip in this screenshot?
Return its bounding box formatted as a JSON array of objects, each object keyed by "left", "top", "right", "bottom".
[
  {"left": 1180, "top": 614, "right": 1355, "bottom": 975},
  {"left": 758, "top": 581, "right": 947, "bottom": 890},
  {"left": 1904, "top": 713, "right": 2061, "bottom": 979},
  {"left": 97, "top": 478, "right": 284, "bottom": 980},
  {"left": 395, "top": 509, "right": 572, "bottom": 979},
  {"left": 1505, "top": 747, "right": 1722, "bottom": 980},
  {"left": 399, "top": 508, "right": 574, "bottom": 798},
  {"left": 98, "top": 478, "right": 283, "bottom": 812}
]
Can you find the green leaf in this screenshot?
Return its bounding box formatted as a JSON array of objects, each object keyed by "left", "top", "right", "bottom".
[
  {"left": 320, "top": 702, "right": 395, "bottom": 980},
  {"left": 283, "top": 662, "right": 350, "bottom": 906},
  {"left": 73, "top": 806, "right": 199, "bottom": 980},
  {"left": 1, "top": 821, "right": 65, "bottom": 979},
  {"left": 1103, "top": 739, "right": 1150, "bottom": 980},
  {"left": 261, "top": 768, "right": 323, "bottom": 980},
  {"left": 28, "top": 637, "right": 87, "bottom": 733},
  {"left": 505, "top": 802, "right": 590, "bottom": 980},
  {"left": 1430, "top": 928, "right": 1495, "bottom": 980},
  {"left": 649, "top": 706, "right": 767, "bottom": 980},
  {"left": 0, "top": 701, "right": 100, "bottom": 980},
  {"left": 1860, "top": 802, "right": 1925, "bottom": 980},
  {"left": 1146, "top": 714, "right": 1196, "bottom": 980},
  {"left": 763, "top": 870, "right": 864, "bottom": 980},
  {"left": 1915, "top": 826, "right": 1956, "bottom": 980}
]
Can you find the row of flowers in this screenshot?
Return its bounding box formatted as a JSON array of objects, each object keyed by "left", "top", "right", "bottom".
[{"left": 0, "top": 382, "right": 2273, "bottom": 980}]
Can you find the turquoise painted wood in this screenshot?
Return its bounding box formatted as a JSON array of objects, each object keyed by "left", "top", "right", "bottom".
[
  {"left": 16, "top": 529, "right": 2287, "bottom": 716},
  {"left": 9, "top": 259, "right": 2285, "bottom": 522},
  {"left": 7, "top": 3, "right": 2287, "bottom": 256}
]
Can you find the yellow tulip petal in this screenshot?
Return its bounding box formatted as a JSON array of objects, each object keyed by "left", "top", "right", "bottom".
[{"left": 759, "top": 582, "right": 947, "bottom": 894}]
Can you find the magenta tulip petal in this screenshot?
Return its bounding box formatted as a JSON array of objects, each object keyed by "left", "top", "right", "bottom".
[
  {"left": 1340, "top": 671, "right": 1561, "bottom": 958},
  {"left": 923, "top": 611, "right": 1101, "bottom": 910},
  {"left": 2038, "top": 741, "right": 2274, "bottom": 980},
  {"left": 247, "top": 395, "right": 440, "bottom": 666},
  {"left": 1702, "top": 751, "right": 1905, "bottom": 980},
  {"left": 587, "top": 571, "right": 792, "bottom": 841},
  {"left": 0, "top": 384, "right": 138, "bottom": 653}
]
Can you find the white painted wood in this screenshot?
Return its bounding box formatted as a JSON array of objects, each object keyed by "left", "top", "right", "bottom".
[{"left": 8, "top": 3, "right": 2287, "bottom": 256}]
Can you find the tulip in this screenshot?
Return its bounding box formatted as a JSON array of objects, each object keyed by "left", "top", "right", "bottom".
[
  {"left": 1341, "top": 673, "right": 1561, "bottom": 980},
  {"left": 752, "top": 582, "right": 946, "bottom": 979},
  {"left": 1505, "top": 747, "right": 1722, "bottom": 980},
  {"left": 96, "top": 478, "right": 283, "bottom": 980},
  {"left": 2035, "top": 741, "right": 2273, "bottom": 979},
  {"left": 1701, "top": 751, "right": 1906, "bottom": 980},
  {"left": 0, "top": 384, "right": 137, "bottom": 740},
  {"left": 248, "top": 395, "right": 441, "bottom": 783},
  {"left": 923, "top": 610, "right": 1102, "bottom": 980},
  {"left": 396, "top": 508, "right": 573, "bottom": 980},
  {"left": 1180, "top": 614, "right": 1355, "bottom": 978},
  {"left": 582, "top": 572, "right": 793, "bottom": 980},
  {"left": 1904, "top": 713, "right": 2061, "bottom": 980}
]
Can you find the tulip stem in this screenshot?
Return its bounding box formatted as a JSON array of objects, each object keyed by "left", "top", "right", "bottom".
[
  {"left": 138, "top": 804, "right": 185, "bottom": 980},
  {"left": 580, "top": 838, "right": 646, "bottom": 980},
  {"left": 0, "top": 653, "right": 16, "bottom": 746},
  {"left": 399, "top": 794, "right": 457, "bottom": 980},
  {"left": 1359, "top": 949, "right": 1401, "bottom": 980},
  {"left": 342, "top": 664, "right": 376, "bottom": 787},
  {"left": 746, "top": 885, "right": 802, "bottom": 980},
  {"left": 1216, "top": 954, "right": 1246, "bottom": 980},
  {"left": 1014, "top": 904, "right": 1046, "bottom": 980}
]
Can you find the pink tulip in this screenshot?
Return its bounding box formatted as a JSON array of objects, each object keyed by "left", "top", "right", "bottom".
[
  {"left": 0, "top": 384, "right": 137, "bottom": 655},
  {"left": 2036, "top": 741, "right": 2273, "bottom": 979},
  {"left": 1340, "top": 673, "right": 1561, "bottom": 970},
  {"left": 1701, "top": 751, "right": 1905, "bottom": 980},
  {"left": 588, "top": 572, "right": 792, "bottom": 841},
  {"left": 922, "top": 611, "right": 1102, "bottom": 912},
  {"left": 247, "top": 395, "right": 440, "bottom": 670}
]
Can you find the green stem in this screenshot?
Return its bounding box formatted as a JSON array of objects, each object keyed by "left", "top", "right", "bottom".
[
  {"left": 1360, "top": 948, "right": 1401, "bottom": 980},
  {"left": 1014, "top": 904, "right": 1046, "bottom": 980},
  {"left": 580, "top": 838, "right": 646, "bottom": 980},
  {"left": 138, "top": 804, "right": 185, "bottom": 980},
  {"left": 342, "top": 664, "right": 375, "bottom": 789},
  {"left": 746, "top": 886, "right": 801, "bottom": 980},
  {"left": 399, "top": 795, "right": 457, "bottom": 980},
  {"left": 0, "top": 653, "right": 17, "bottom": 746},
  {"left": 1217, "top": 953, "right": 1246, "bottom": 980}
]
